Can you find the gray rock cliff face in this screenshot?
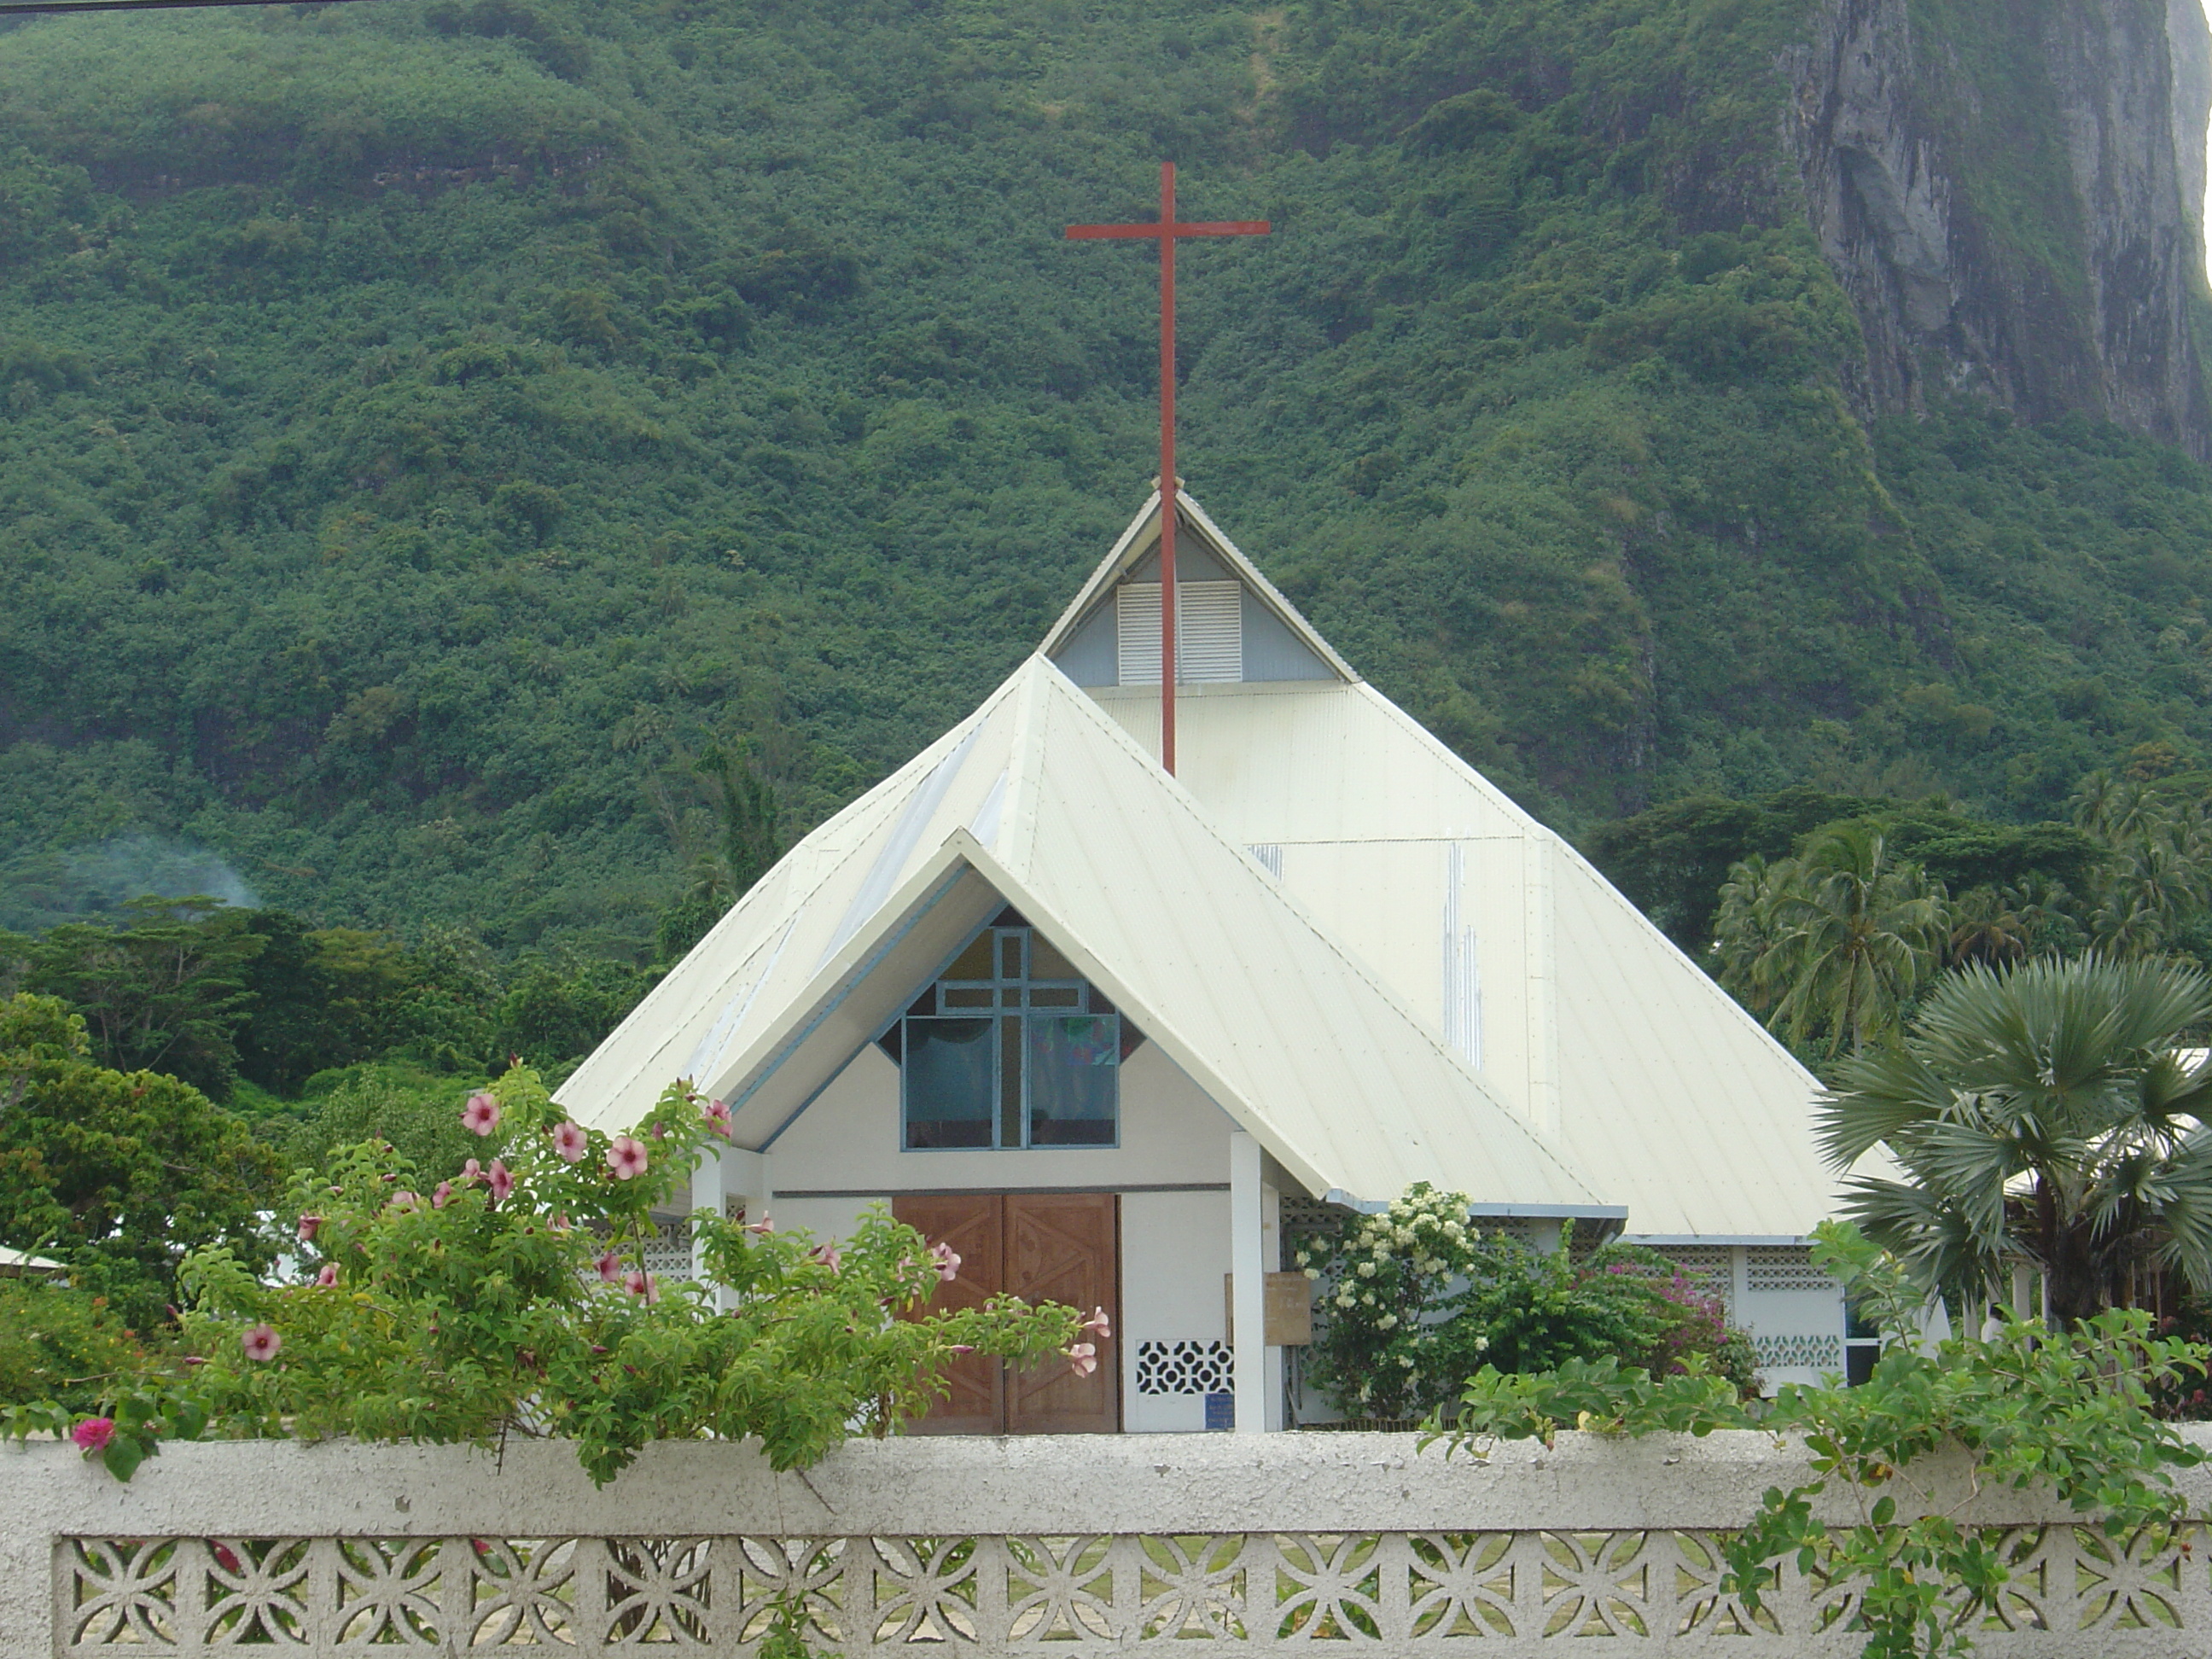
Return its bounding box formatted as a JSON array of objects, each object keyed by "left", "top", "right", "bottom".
[{"left": 1784, "top": 0, "right": 2212, "bottom": 457}]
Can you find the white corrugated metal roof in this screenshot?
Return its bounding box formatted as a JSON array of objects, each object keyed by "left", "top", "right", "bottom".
[
  {"left": 1082, "top": 673, "right": 1839, "bottom": 1239},
  {"left": 565, "top": 491, "right": 1840, "bottom": 1238},
  {"left": 557, "top": 658, "right": 1602, "bottom": 1214}
]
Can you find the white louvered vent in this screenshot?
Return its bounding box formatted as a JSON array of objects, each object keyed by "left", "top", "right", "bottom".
[{"left": 1116, "top": 581, "right": 1242, "bottom": 684}]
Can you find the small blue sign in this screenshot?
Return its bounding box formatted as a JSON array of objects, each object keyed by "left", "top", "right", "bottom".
[{"left": 1203, "top": 1391, "right": 1235, "bottom": 1432}]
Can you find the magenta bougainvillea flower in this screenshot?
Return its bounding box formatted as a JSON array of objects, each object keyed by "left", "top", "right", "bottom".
[
  {"left": 462, "top": 1092, "right": 500, "bottom": 1136},
  {"left": 930, "top": 1243, "right": 962, "bottom": 1283},
  {"left": 242, "top": 1324, "right": 282, "bottom": 1362},
  {"left": 1066, "top": 1342, "right": 1097, "bottom": 1378},
  {"left": 605, "top": 1135, "right": 649, "bottom": 1181},
  {"left": 552, "top": 1121, "right": 589, "bottom": 1163},
  {"left": 71, "top": 1417, "right": 115, "bottom": 1452}
]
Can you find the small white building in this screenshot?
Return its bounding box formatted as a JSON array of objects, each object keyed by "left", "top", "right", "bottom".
[{"left": 559, "top": 493, "right": 1850, "bottom": 1433}]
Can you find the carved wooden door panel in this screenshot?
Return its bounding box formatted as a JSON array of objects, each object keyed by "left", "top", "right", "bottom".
[
  {"left": 1004, "top": 1193, "right": 1120, "bottom": 1435},
  {"left": 891, "top": 1194, "right": 1004, "bottom": 1435},
  {"left": 893, "top": 1192, "right": 1120, "bottom": 1435}
]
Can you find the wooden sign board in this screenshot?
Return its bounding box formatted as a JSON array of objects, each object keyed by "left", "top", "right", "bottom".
[{"left": 1224, "top": 1272, "right": 1314, "bottom": 1347}]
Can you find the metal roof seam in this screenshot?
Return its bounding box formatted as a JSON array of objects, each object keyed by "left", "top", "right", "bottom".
[
  {"left": 1045, "top": 667, "right": 1580, "bottom": 1155},
  {"left": 1352, "top": 677, "right": 1821, "bottom": 1093},
  {"left": 1022, "top": 665, "right": 1600, "bottom": 1203},
  {"left": 946, "top": 829, "right": 1342, "bottom": 1203}
]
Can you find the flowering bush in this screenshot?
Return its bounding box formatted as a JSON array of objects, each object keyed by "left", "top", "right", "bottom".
[
  {"left": 1293, "top": 1183, "right": 1755, "bottom": 1420},
  {"left": 23, "top": 1065, "right": 1082, "bottom": 1482}
]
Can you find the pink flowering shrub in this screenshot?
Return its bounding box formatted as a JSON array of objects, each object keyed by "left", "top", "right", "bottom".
[{"left": 167, "top": 1066, "right": 1082, "bottom": 1481}]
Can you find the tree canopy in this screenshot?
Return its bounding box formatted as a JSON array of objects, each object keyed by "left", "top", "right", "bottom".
[
  {"left": 0, "top": 993, "right": 280, "bottom": 1326},
  {"left": 1, "top": 0, "right": 2211, "bottom": 952}
]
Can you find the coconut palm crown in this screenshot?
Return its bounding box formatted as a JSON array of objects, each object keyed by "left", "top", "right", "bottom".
[{"left": 1818, "top": 955, "right": 2212, "bottom": 1325}]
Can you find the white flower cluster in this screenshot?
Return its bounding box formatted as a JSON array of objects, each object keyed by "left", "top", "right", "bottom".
[{"left": 1301, "top": 1185, "right": 1479, "bottom": 1316}]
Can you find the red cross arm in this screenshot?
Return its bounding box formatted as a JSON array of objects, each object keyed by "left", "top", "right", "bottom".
[{"left": 1065, "top": 219, "right": 1271, "bottom": 239}]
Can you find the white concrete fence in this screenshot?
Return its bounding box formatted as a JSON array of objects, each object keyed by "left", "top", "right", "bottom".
[{"left": 9, "top": 1429, "right": 2212, "bottom": 1657}]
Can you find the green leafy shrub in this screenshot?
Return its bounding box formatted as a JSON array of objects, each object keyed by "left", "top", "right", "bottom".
[
  {"left": 0, "top": 992, "right": 280, "bottom": 1330},
  {"left": 0, "top": 1278, "right": 159, "bottom": 1412},
  {"left": 1293, "top": 1184, "right": 1755, "bottom": 1421},
  {"left": 1435, "top": 1223, "right": 2209, "bottom": 1659}
]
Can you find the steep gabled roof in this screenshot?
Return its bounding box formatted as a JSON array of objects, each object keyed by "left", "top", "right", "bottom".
[
  {"left": 1080, "top": 675, "right": 1837, "bottom": 1239},
  {"left": 1039, "top": 490, "right": 1359, "bottom": 684},
  {"left": 556, "top": 656, "right": 1604, "bottom": 1215}
]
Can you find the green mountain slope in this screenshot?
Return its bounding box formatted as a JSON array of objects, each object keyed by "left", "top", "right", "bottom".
[{"left": 2, "top": 0, "right": 2209, "bottom": 949}]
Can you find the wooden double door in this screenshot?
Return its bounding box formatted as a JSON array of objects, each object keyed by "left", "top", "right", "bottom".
[{"left": 894, "top": 1192, "right": 1120, "bottom": 1435}]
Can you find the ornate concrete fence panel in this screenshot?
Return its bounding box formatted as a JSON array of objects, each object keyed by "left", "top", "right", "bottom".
[{"left": 10, "top": 1433, "right": 2212, "bottom": 1656}]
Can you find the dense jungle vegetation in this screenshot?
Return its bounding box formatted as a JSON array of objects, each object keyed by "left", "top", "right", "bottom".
[
  {"left": 17, "top": 0, "right": 2212, "bottom": 1441},
  {"left": 3, "top": 0, "right": 2212, "bottom": 956}
]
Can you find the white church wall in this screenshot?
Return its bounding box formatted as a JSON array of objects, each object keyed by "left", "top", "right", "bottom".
[
  {"left": 765, "top": 1040, "right": 1237, "bottom": 1202},
  {"left": 1121, "top": 1189, "right": 1233, "bottom": 1433},
  {"left": 769, "top": 1196, "right": 876, "bottom": 1244}
]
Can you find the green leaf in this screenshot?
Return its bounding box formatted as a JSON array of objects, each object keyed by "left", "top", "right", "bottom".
[{"left": 101, "top": 1435, "right": 147, "bottom": 1481}]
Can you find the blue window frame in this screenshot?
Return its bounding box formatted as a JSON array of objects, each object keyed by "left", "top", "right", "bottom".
[{"left": 888, "top": 913, "right": 1134, "bottom": 1150}]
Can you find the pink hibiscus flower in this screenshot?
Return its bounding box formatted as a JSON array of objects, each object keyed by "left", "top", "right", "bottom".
[
  {"left": 605, "top": 1135, "right": 649, "bottom": 1181},
  {"left": 389, "top": 1190, "right": 421, "bottom": 1214},
  {"left": 486, "top": 1159, "right": 515, "bottom": 1206},
  {"left": 551, "top": 1121, "right": 589, "bottom": 1163},
  {"left": 295, "top": 1214, "right": 321, "bottom": 1245},
  {"left": 1065, "top": 1342, "right": 1097, "bottom": 1378},
  {"left": 1081, "top": 1307, "right": 1112, "bottom": 1342},
  {"left": 72, "top": 1417, "right": 115, "bottom": 1452},
  {"left": 930, "top": 1242, "right": 962, "bottom": 1283},
  {"left": 241, "top": 1324, "right": 282, "bottom": 1363},
  {"left": 623, "top": 1269, "right": 659, "bottom": 1304},
  {"left": 703, "top": 1100, "right": 732, "bottom": 1138},
  {"left": 432, "top": 1181, "right": 454, "bottom": 1209},
  {"left": 315, "top": 1264, "right": 339, "bottom": 1288},
  {"left": 460, "top": 1158, "right": 484, "bottom": 1183},
  {"left": 461, "top": 1092, "right": 500, "bottom": 1136},
  {"left": 595, "top": 1251, "right": 623, "bottom": 1284}
]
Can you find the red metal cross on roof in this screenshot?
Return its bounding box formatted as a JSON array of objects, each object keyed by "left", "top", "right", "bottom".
[{"left": 1068, "top": 163, "right": 1268, "bottom": 776}]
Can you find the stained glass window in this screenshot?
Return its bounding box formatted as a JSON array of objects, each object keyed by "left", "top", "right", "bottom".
[{"left": 894, "top": 911, "right": 1134, "bottom": 1150}]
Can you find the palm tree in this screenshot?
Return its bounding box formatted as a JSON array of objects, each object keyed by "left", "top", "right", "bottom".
[
  {"left": 1738, "top": 826, "right": 1947, "bottom": 1057},
  {"left": 1819, "top": 955, "right": 2212, "bottom": 1326}
]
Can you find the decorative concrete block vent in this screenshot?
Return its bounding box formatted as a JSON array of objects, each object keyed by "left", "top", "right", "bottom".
[{"left": 14, "top": 1433, "right": 2212, "bottom": 1656}]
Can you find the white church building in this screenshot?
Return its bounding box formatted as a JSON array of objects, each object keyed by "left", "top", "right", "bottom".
[{"left": 558, "top": 492, "right": 1851, "bottom": 1435}]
